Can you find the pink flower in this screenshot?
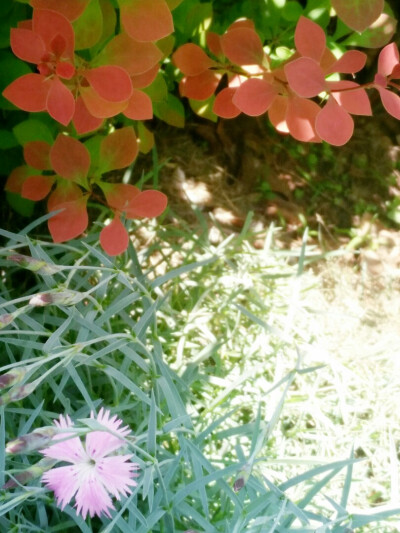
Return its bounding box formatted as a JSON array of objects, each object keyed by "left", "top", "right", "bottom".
[{"left": 40, "top": 408, "right": 139, "bottom": 519}]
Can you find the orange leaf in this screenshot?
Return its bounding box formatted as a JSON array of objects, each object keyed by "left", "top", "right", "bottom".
[
  {"left": 94, "top": 33, "right": 162, "bottom": 76},
  {"left": 24, "top": 141, "right": 52, "bottom": 170},
  {"left": 212, "top": 88, "right": 241, "bottom": 119},
  {"left": 325, "top": 50, "right": 367, "bottom": 75},
  {"left": 328, "top": 81, "right": 372, "bottom": 116},
  {"left": 99, "top": 127, "right": 138, "bottom": 172},
  {"left": 378, "top": 87, "right": 400, "bottom": 120},
  {"left": 50, "top": 134, "right": 90, "bottom": 183},
  {"left": 285, "top": 57, "right": 326, "bottom": 98},
  {"left": 221, "top": 27, "right": 265, "bottom": 66},
  {"left": 10, "top": 28, "right": 46, "bottom": 64},
  {"left": 123, "top": 89, "right": 153, "bottom": 120},
  {"left": 32, "top": 9, "right": 75, "bottom": 60},
  {"left": 172, "top": 43, "right": 215, "bottom": 76},
  {"left": 179, "top": 70, "right": 221, "bottom": 101},
  {"left": 286, "top": 96, "right": 321, "bottom": 143},
  {"left": 206, "top": 31, "right": 223, "bottom": 59},
  {"left": 48, "top": 195, "right": 88, "bottom": 242},
  {"left": 30, "top": 0, "right": 90, "bottom": 21},
  {"left": 315, "top": 97, "right": 354, "bottom": 146},
  {"left": 100, "top": 216, "right": 130, "bottom": 256},
  {"left": 80, "top": 85, "right": 128, "bottom": 118},
  {"left": 3, "top": 74, "right": 50, "bottom": 112},
  {"left": 331, "top": 0, "right": 383, "bottom": 33},
  {"left": 268, "top": 95, "right": 289, "bottom": 133},
  {"left": 48, "top": 181, "right": 82, "bottom": 211},
  {"left": 22, "top": 175, "right": 55, "bottom": 201},
  {"left": 99, "top": 183, "right": 140, "bottom": 211},
  {"left": 84, "top": 66, "right": 132, "bottom": 103},
  {"left": 378, "top": 42, "right": 400, "bottom": 77},
  {"left": 119, "top": 0, "right": 173, "bottom": 42},
  {"left": 72, "top": 96, "right": 104, "bottom": 134},
  {"left": 294, "top": 16, "right": 326, "bottom": 63},
  {"left": 5, "top": 166, "right": 32, "bottom": 194},
  {"left": 232, "top": 78, "right": 276, "bottom": 116},
  {"left": 125, "top": 190, "right": 168, "bottom": 218},
  {"left": 131, "top": 64, "right": 160, "bottom": 88},
  {"left": 46, "top": 77, "right": 75, "bottom": 126}
]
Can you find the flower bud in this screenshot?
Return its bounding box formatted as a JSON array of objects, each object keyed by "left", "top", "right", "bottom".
[
  {"left": 6, "top": 427, "right": 57, "bottom": 454},
  {"left": 0, "top": 381, "right": 36, "bottom": 406},
  {"left": 0, "top": 366, "right": 28, "bottom": 390},
  {"left": 0, "top": 313, "right": 14, "bottom": 329},
  {"left": 8, "top": 254, "right": 60, "bottom": 275},
  {"left": 2, "top": 457, "right": 57, "bottom": 489},
  {"left": 29, "top": 290, "right": 84, "bottom": 307}
]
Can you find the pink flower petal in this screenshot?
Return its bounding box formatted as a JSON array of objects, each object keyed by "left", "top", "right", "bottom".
[
  {"left": 95, "top": 455, "right": 139, "bottom": 499},
  {"left": 42, "top": 464, "right": 82, "bottom": 510},
  {"left": 41, "top": 431, "right": 87, "bottom": 463},
  {"left": 74, "top": 467, "right": 114, "bottom": 519}
]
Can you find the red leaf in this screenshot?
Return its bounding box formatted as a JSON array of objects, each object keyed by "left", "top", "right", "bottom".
[
  {"left": 10, "top": 28, "right": 46, "bottom": 64},
  {"left": 268, "top": 95, "right": 289, "bottom": 133},
  {"left": 48, "top": 181, "right": 82, "bottom": 211},
  {"left": 94, "top": 33, "right": 162, "bottom": 76},
  {"left": 84, "top": 66, "right": 132, "bottom": 103},
  {"left": 119, "top": 0, "right": 173, "bottom": 42},
  {"left": 125, "top": 190, "right": 168, "bottom": 218},
  {"left": 232, "top": 78, "right": 276, "bottom": 116},
  {"left": 294, "top": 16, "right": 326, "bottom": 62},
  {"left": 99, "top": 127, "right": 138, "bottom": 172},
  {"left": 46, "top": 77, "right": 75, "bottom": 126},
  {"left": 172, "top": 43, "right": 215, "bottom": 76},
  {"left": 100, "top": 183, "right": 140, "bottom": 210},
  {"left": 179, "top": 70, "right": 221, "bottom": 101},
  {"left": 285, "top": 57, "right": 326, "bottom": 98},
  {"left": 221, "top": 27, "right": 265, "bottom": 66},
  {"left": 3, "top": 74, "right": 50, "bottom": 112},
  {"left": 22, "top": 175, "right": 55, "bottom": 201},
  {"left": 331, "top": 0, "right": 383, "bottom": 33},
  {"left": 131, "top": 64, "right": 159, "bottom": 88},
  {"left": 5, "top": 166, "right": 32, "bottom": 194},
  {"left": 30, "top": 0, "right": 90, "bottom": 21},
  {"left": 80, "top": 85, "right": 128, "bottom": 118},
  {"left": 56, "top": 62, "right": 75, "bottom": 79},
  {"left": 328, "top": 81, "right": 372, "bottom": 115},
  {"left": 226, "top": 19, "right": 256, "bottom": 31},
  {"left": 286, "top": 96, "right": 321, "bottom": 143},
  {"left": 320, "top": 48, "right": 337, "bottom": 72},
  {"left": 32, "top": 9, "right": 75, "bottom": 60},
  {"left": 206, "top": 31, "right": 223, "bottom": 58},
  {"left": 24, "top": 141, "right": 51, "bottom": 170},
  {"left": 378, "top": 88, "right": 400, "bottom": 120},
  {"left": 315, "top": 97, "right": 354, "bottom": 146},
  {"left": 325, "top": 50, "right": 367, "bottom": 75},
  {"left": 73, "top": 96, "right": 104, "bottom": 134},
  {"left": 123, "top": 89, "right": 153, "bottom": 119},
  {"left": 212, "top": 88, "right": 241, "bottom": 119},
  {"left": 100, "top": 216, "right": 129, "bottom": 256},
  {"left": 48, "top": 195, "right": 88, "bottom": 242},
  {"left": 50, "top": 134, "right": 90, "bottom": 182},
  {"left": 378, "top": 42, "right": 400, "bottom": 77}
]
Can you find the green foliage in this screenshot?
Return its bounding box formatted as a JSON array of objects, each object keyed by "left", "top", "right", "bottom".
[{"left": 0, "top": 217, "right": 399, "bottom": 531}]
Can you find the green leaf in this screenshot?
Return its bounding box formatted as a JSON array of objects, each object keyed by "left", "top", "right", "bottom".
[
  {"left": 13, "top": 119, "right": 54, "bottom": 145},
  {"left": 73, "top": 0, "right": 103, "bottom": 50},
  {"left": 154, "top": 93, "right": 185, "bottom": 127},
  {"left": 0, "top": 130, "right": 18, "bottom": 150}
]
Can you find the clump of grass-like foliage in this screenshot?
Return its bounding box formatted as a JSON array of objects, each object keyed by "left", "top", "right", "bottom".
[{"left": 0, "top": 211, "right": 399, "bottom": 532}]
